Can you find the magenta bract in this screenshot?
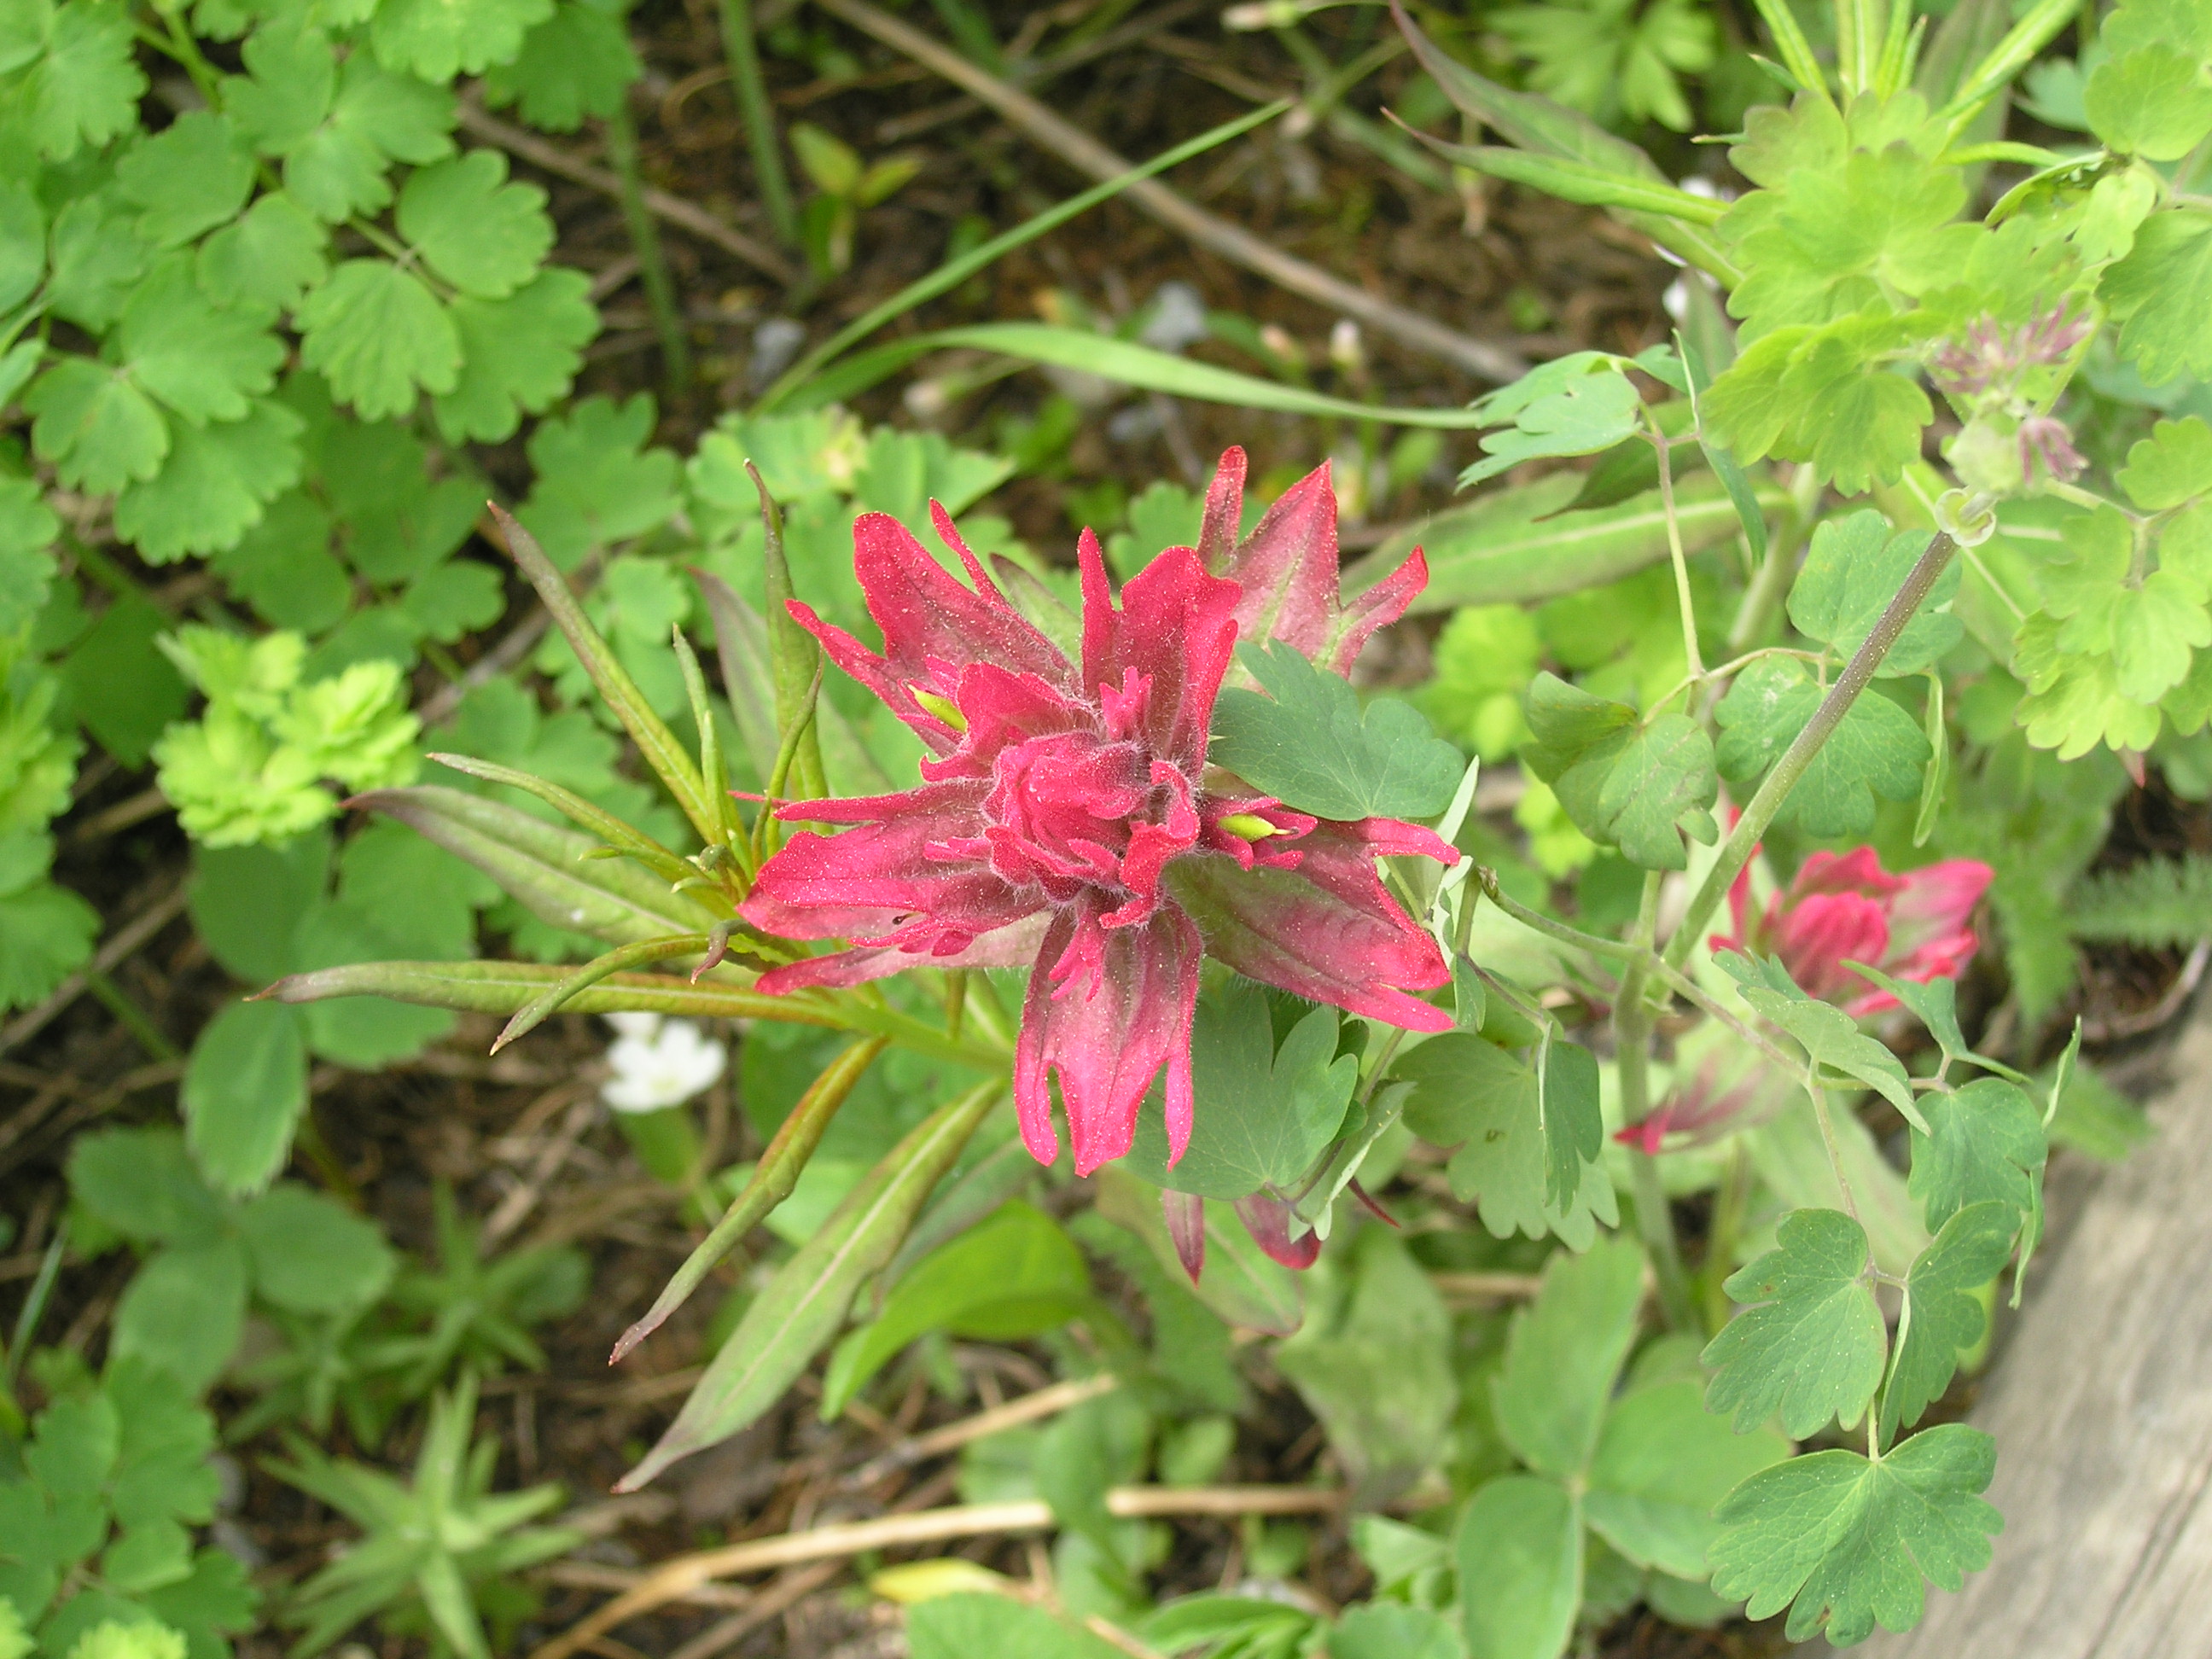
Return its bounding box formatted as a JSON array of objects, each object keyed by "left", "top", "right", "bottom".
[{"left": 740, "top": 455, "right": 1451, "bottom": 1177}]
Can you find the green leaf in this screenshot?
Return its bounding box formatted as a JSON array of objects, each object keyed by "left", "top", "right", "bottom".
[
  {"left": 1719, "top": 952, "right": 1921, "bottom": 1125},
  {"left": 2085, "top": 44, "right": 2212, "bottom": 159},
  {"left": 2119, "top": 416, "right": 2212, "bottom": 510},
  {"left": 370, "top": 0, "right": 555, "bottom": 81},
  {"left": 1789, "top": 513, "right": 1961, "bottom": 677},
  {"left": 1456, "top": 1475, "right": 1582, "bottom": 1659},
  {"left": 195, "top": 192, "right": 329, "bottom": 319},
  {"left": 1276, "top": 1229, "right": 1458, "bottom": 1503},
  {"left": 115, "top": 111, "right": 254, "bottom": 248},
  {"left": 620, "top": 1082, "right": 1000, "bottom": 1489},
  {"left": 1702, "top": 317, "right": 1936, "bottom": 492},
  {"left": 1394, "top": 1031, "right": 1615, "bottom": 1246},
  {"left": 2104, "top": 207, "right": 2212, "bottom": 385},
  {"left": 1586, "top": 1378, "right": 1791, "bottom": 1579},
  {"left": 1461, "top": 353, "right": 1646, "bottom": 486},
  {"left": 275, "top": 54, "right": 458, "bottom": 222},
  {"left": 431, "top": 266, "right": 598, "bottom": 443},
  {"left": 235, "top": 1185, "right": 398, "bottom": 1313},
  {"left": 1328, "top": 1603, "right": 1464, "bottom": 1659},
  {"left": 183, "top": 999, "right": 309, "bottom": 1197},
  {"left": 117, "top": 257, "right": 285, "bottom": 425},
  {"left": 1703, "top": 1207, "right": 1886, "bottom": 1437},
  {"left": 112, "top": 1241, "right": 249, "bottom": 1393},
  {"left": 515, "top": 393, "right": 681, "bottom": 567},
  {"left": 1492, "top": 1234, "right": 1645, "bottom": 1481},
  {"left": 1521, "top": 672, "right": 1719, "bottom": 870},
  {"left": 67, "top": 1127, "right": 226, "bottom": 1248},
  {"left": 1715, "top": 660, "right": 1931, "bottom": 837},
  {"left": 1207, "top": 637, "right": 1464, "bottom": 820},
  {"left": 1090, "top": 1165, "right": 1303, "bottom": 1337},
  {"left": 1708, "top": 1424, "right": 2000, "bottom": 1644},
  {"left": 482, "top": 0, "right": 639, "bottom": 130},
  {"left": 1121, "top": 986, "right": 1357, "bottom": 1200},
  {"left": 824, "top": 1202, "right": 1088, "bottom": 1416},
  {"left": 908, "top": 1595, "right": 1124, "bottom": 1659},
  {"left": 25, "top": 357, "right": 169, "bottom": 494},
  {"left": 6, "top": 0, "right": 146, "bottom": 160},
  {"left": 397, "top": 149, "right": 554, "bottom": 299},
  {"left": 0, "top": 858, "right": 96, "bottom": 1011},
  {"left": 1883, "top": 1202, "right": 2016, "bottom": 1438},
  {"left": 297, "top": 259, "right": 462, "bottom": 419},
  {"left": 112, "top": 399, "right": 306, "bottom": 562},
  {"left": 61, "top": 595, "right": 190, "bottom": 766},
  {"left": 1907, "top": 1076, "right": 2046, "bottom": 1234}
]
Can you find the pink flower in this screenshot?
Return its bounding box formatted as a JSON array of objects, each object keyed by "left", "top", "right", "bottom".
[
  {"left": 1712, "top": 847, "right": 1994, "bottom": 1017},
  {"left": 741, "top": 460, "right": 1451, "bottom": 1177}
]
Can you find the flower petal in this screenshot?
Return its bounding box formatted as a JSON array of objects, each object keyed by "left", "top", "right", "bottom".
[
  {"left": 853, "top": 510, "right": 1074, "bottom": 692},
  {"left": 1234, "top": 1191, "right": 1321, "bottom": 1270},
  {"left": 751, "top": 913, "right": 1049, "bottom": 993},
  {"left": 1773, "top": 891, "right": 1891, "bottom": 1002},
  {"left": 1014, "top": 900, "right": 1201, "bottom": 1175},
  {"left": 1885, "top": 859, "right": 1994, "bottom": 961},
  {"left": 1164, "top": 820, "right": 1452, "bottom": 1032},
  {"left": 1162, "top": 1189, "right": 1206, "bottom": 1284},
  {"left": 1077, "top": 530, "right": 1241, "bottom": 771}
]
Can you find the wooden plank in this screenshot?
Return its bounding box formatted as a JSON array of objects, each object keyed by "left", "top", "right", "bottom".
[{"left": 1841, "top": 1003, "right": 2212, "bottom": 1658}]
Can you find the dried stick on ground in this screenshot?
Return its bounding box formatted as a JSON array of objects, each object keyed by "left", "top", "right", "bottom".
[
  {"left": 812, "top": 0, "right": 1528, "bottom": 384},
  {"left": 456, "top": 104, "right": 795, "bottom": 284},
  {"left": 528, "top": 1485, "right": 1346, "bottom": 1659}
]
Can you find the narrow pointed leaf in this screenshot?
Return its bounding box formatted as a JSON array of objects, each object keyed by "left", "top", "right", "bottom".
[
  {"left": 356, "top": 785, "right": 719, "bottom": 945},
  {"left": 617, "top": 1080, "right": 1003, "bottom": 1489},
  {"left": 750, "top": 460, "right": 829, "bottom": 801},
  {"left": 693, "top": 567, "right": 780, "bottom": 786},
  {"left": 428, "top": 753, "right": 696, "bottom": 883},
  {"left": 256, "top": 959, "right": 823, "bottom": 1024},
  {"left": 486, "top": 503, "right": 719, "bottom": 843},
  {"left": 1402, "top": 137, "right": 1727, "bottom": 226},
  {"left": 613, "top": 1036, "right": 888, "bottom": 1361},
  {"left": 492, "top": 933, "right": 714, "bottom": 1052}
]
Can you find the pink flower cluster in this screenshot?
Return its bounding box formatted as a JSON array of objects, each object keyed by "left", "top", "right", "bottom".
[{"left": 741, "top": 450, "right": 1452, "bottom": 1178}]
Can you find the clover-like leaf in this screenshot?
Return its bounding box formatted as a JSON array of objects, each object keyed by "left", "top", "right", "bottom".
[
  {"left": 1882, "top": 1202, "right": 2017, "bottom": 1438},
  {"left": 297, "top": 259, "right": 462, "bottom": 419},
  {"left": 1703, "top": 1206, "right": 1885, "bottom": 1437},
  {"left": 1709, "top": 1425, "right": 2000, "bottom": 1645},
  {"left": 1906, "top": 1075, "right": 2046, "bottom": 1237},
  {"left": 2105, "top": 207, "right": 2212, "bottom": 385},
  {"left": 1787, "top": 510, "right": 1960, "bottom": 677},
  {"left": 1521, "top": 671, "right": 1718, "bottom": 870},
  {"left": 1209, "top": 639, "right": 1465, "bottom": 823},
  {"left": 1717, "top": 951, "right": 1920, "bottom": 1126}
]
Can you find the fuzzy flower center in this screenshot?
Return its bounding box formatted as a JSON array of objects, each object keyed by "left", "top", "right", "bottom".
[{"left": 969, "top": 727, "right": 1198, "bottom": 917}]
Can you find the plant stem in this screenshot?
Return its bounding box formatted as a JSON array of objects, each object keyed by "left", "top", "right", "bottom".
[
  {"left": 602, "top": 99, "right": 693, "bottom": 395},
  {"left": 1615, "top": 874, "right": 1696, "bottom": 1331},
  {"left": 1647, "top": 409, "right": 1704, "bottom": 681},
  {"left": 84, "top": 969, "right": 180, "bottom": 1064},
  {"left": 1664, "top": 529, "right": 1961, "bottom": 972},
  {"left": 717, "top": 0, "right": 799, "bottom": 247}
]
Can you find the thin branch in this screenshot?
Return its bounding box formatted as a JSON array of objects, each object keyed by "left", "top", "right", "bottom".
[
  {"left": 456, "top": 102, "right": 795, "bottom": 283},
  {"left": 810, "top": 0, "right": 1527, "bottom": 382},
  {"left": 849, "top": 1374, "right": 1119, "bottom": 1483}
]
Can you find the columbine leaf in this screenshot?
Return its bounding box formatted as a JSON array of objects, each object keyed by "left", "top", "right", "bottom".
[
  {"left": 1906, "top": 1076, "right": 2046, "bottom": 1234},
  {"left": 1492, "top": 1234, "right": 1645, "bottom": 1481},
  {"left": 195, "top": 193, "right": 329, "bottom": 318},
  {"left": 8, "top": 0, "right": 147, "bottom": 160},
  {"left": 482, "top": 0, "right": 640, "bottom": 130},
  {"left": 2104, "top": 207, "right": 2212, "bottom": 385},
  {"left": 1714, "top": 658, "right": 1930, "bottom": 837},
  {"left": 431, "top": 267, "right": 597, "bottom": 444},
  {"left": 296, "top": 259, "right": 462, "bottom": 419},
  {"left": 1708, "top": 1425, "right": 2000, "bottom": 1644},
  {"left": 1586, "top": 1377, "right": 1791, "bottom": 1580},
  {"left": 1882, "top": 1202, "right": 2017, "bottom": 1438},
  {"left": 24, "top": 355, "right": 169, "bottom": 493},
  {"left": 1719, "top": 951, "right": 1920, "bottom": 1126},
  {"left": 277, "top": 55, "right": 457, "bottom": 222},
  {"left": 1461, "top": 352, "right": 1644, "bottom": 486},
  {"left": 117, "top": 256, "right": 285, "bottom": 424},
  {"left": 370, "top": 0, "right": 554, "bottom": 81},
  {"left": 1121, "top": 983, "right": 1357, "bottom": 1200},
  {"left": 1209, "top": 639, "right": 1464, "bottom": 821},
  {"left": 396, "top": 150, "right": 554, "bottom": 300},
  {"left": 181, "top": 998, "right": 309, "bottom": 1197},
  {"left": 114, "top": 110, "right": 254, "bottom": 247},
  {"left": 1455, "top": 1474, "right": 1583, "bottom": 1659},
  {"left": 2084, "top": 44, "right": 2212, "bottom": 160},
  {"left": 1521, "top": 671, "right": 1718, "bottom": 870},
  {"left": 514, "top": 393, "right": 682, "bottom": 567},
  {"left": 1703, "top": 1207, "right": 1886, "bottom": 1437},
  {"left": 2118, "top": 415, "right": 2212, "bottom": 510},
  {"left": 1787, "top": 511, "right": 1961, "bottom": 678},
  {"left": 235, "top": 1185, "right": 397, "bottom": 1314},
  {"left": 1395, "top": 1030, "right": 1615, "bottom": 1246},
  {"left": 113, "top": 400, "right": 306, "bottom": 562}
]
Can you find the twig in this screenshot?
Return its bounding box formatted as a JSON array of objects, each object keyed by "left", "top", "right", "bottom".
[
  {"left": 482, "top": 1085, "right": 601, "bottom": 1246},
  {"left": 0, "top": 883, "right": 189, "bottom": 1057},
  {"left": 526, "top": 1486, "right": 1347, "bottom": 1659},
  {"left": 65, "top": 786, "right": 167, "bottom": 845},
  {"left": 665, "top": 1562, "right": 841, "bottom": 1659},
  {"left": 812, "top": 0, "right": 1525, "bottom": 382},
  {"left": 456, "top": 102, "right": 795, "bottom": 283},
  {"left": 2082, "top": 937, "right": 2212, "bottom": 1043},
  {"left": 849, "top": 1374, "right": 1119, "bottom": 1483},
  {"left": 541, "top": 1563, "right": 753, "bottom": 1610}
]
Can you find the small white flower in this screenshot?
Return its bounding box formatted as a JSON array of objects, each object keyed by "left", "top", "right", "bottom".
[
  {"left": 602, "top": 1016, "right": 726, "bottom": 1114},
  {"left": 603, "top": 1010, "right": 663, "bottom": 1040},
  {"left": 1662, "top": 278, "right": 1691, "bottom": 323}
]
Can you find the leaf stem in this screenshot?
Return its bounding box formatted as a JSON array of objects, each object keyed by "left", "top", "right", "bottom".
[
  {"left": 716, "top": 0, "right": 800, "bottom": 247},
  {"left": 1663, "top": 530, "right": 1961, "bottom": 973},
  {"left": 1615, "top": 873, "right": 1696, "bottom": 1330},
  {"left": 602, "top": 98, "right": 694, "bottom": 396},
  {"left": 1646, "top": 406, "right": 1704, "bottom": 681}
]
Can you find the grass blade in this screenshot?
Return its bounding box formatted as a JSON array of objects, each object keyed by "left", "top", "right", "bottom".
[{"left": 492, "top": 934, "right": 717, "bottom": 1053}]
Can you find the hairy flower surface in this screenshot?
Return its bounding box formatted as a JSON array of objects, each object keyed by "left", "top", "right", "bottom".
[
  {"left": 742, "top": 459, "right": 1449, "bottom": 1175},
  {"left": 1714, "top": 846, "right": 1994, "bottom": 1016}
]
